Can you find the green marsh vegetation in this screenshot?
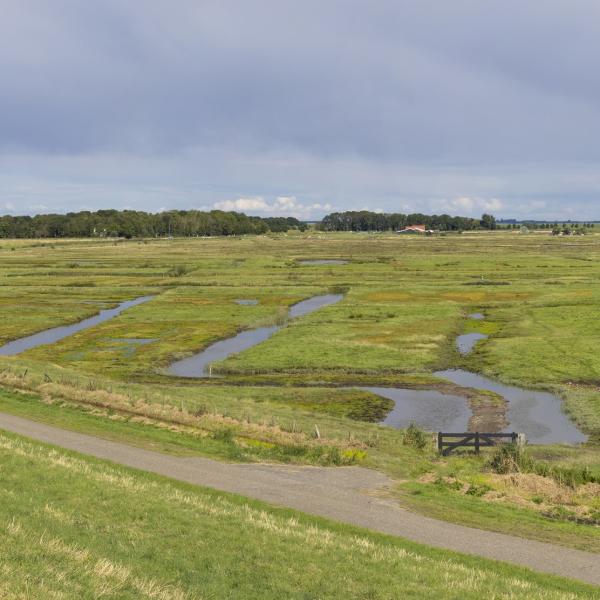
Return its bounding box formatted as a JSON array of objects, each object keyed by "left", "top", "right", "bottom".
[{"left": 0, "top": 231, "right": 599, "bottom": 549}]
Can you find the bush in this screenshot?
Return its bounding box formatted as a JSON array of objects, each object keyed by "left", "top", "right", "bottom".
[
  {"left": 211, "top": 427, "right": 236, "bottom": 443},
  {"left": 488, "top": 443, "right": 532, "bottom": 474},
  {"left": 488, "top": 444, "right": 599, "bottom": 487},
  {"left": 402, "top": 424, "right": 429, "bottom": 451},
  {"left": 166, "top": 264, "right": 191, "bottom": 277}
]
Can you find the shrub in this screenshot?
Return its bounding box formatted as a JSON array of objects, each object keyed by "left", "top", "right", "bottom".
[
  {"left": 488, "top": 443, "right": 532, "bottom": 474},
  {"left": 211, "top": 427, "right": 236, "bottom": 443},
  {"left": 166, "top": 264, "right": 191, "bottom": 277},
  {"left": 465, "top": 483, "right": 492, "bottom": 497},
  {"left": 342, "top": 449, "right": 367, "bottom": 464},
  {"left": 488, "top": 444, "right": 600, "bottom": 487},
  {"left": 402, "top": 424, "right": 429, "bottom": 451}
]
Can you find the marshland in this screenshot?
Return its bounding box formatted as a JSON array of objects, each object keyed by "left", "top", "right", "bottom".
[{"left": 0, "top": 230, "right": 599, "bottom": 592}]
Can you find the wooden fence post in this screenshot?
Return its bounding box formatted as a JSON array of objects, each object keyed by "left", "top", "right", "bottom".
[
  {"left": 437, "top": 432, "right": 442, "bottom": 453},
  {"left": 475, "top": 432, "right": 480, "bottom": 453}
]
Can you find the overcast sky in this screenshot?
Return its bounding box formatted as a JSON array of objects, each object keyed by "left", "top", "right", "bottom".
[{"left": 2, "top": 1, "right": 600, "bottom": 220}]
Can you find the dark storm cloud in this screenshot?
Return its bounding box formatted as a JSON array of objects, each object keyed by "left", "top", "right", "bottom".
[{"left": 1, "top": 1, "right": 600, "bottom": 218}]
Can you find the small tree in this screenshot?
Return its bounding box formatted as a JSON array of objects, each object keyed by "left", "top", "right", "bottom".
[{"left": 480, "top": 213, "right": 497, "bottom": 230}]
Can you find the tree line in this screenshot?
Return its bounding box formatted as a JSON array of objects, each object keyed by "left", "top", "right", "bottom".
[
  {"left": 0, "top": 210, "right": 307, "bottom": 238},
  {"left": 317, "top": 211, "right": 497, "bottom": 232}
]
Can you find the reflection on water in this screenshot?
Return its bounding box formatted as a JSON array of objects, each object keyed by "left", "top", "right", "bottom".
[
  {"left": 433, "top": 369, "right": 586, "bottom": 444},
  {"left": 368, "top": 387, "right": 471, "bottom": 432},
  {"left": 374, "top": 308, "right": 586, "bottom": 444}
]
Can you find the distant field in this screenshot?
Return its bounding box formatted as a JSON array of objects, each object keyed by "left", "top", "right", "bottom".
[
  {"left": 0, "top": 430, "right": 595, "bottom": 599},
  {"left": 1, "top": 232, "right": 599, "bottom": 434},
  {"left": 0, "top": 231, "right": 599, "bottom": 552}
]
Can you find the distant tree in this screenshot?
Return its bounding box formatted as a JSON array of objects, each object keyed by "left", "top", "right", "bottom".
[
  {"left": 480, "top": 214, "right": 497, "bottom": 230},
  {"left": 0, "top": 209, "right": 305, "bottom": 239},
  {"left": 317, "top": 210, "right": 483, "bottom": 232}
]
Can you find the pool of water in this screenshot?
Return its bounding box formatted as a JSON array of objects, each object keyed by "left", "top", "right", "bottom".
[
  {"left": 456, "top": 311, "right": 489, "bottom": 355},
  {"left": 456, "top": 332, "right": 488, "bottom": 355},
  {"left": 372, "top": 372, "right": 586, "bottom": 444},
  {"left": 468, "top": 312, "right": 485, "bottom": 320},
  {"left": 372, "top": 308, "right": 586, "bottom": 444},
  {"left": 433, "top": 369, "right": 586, "bottom": 444},
  {"left": 0, "top": 296, "right": 154, "bottom": 356},
  {"left": 169, "top": 294, "right": 343, "bottom": 378},
  {"left": 367, "top": 387, "right": 471, "bottom": 432},
  {"left": 234, "top": 299, "right": 259, "bottom": 305}
]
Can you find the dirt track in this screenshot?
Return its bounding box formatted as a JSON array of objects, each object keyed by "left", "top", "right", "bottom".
[{"left": 0, "top": 411, "right": 598, "bottom": 586}]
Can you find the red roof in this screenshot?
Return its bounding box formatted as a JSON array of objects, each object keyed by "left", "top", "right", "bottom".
[{"left": 399, "top": 224, "right": 426, "bottom": 231}]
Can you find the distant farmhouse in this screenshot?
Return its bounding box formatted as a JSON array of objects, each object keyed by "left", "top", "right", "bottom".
[{"left": 396, "top": 224, "right": 434, "bottom": 234}]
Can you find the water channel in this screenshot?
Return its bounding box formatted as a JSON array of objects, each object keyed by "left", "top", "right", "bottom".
[
  {"left": 0, "top": 296, "right": 154, "bottom": 356},
  {"left": 169, "top": 294, "right": 344, "bottom": 378},
  {"left": 0, "top": 292, "right": 586, "bottom": 444}
]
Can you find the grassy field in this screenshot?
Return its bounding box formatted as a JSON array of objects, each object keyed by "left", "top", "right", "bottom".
[
  {"left": 0, "top": 429, "right": 596, "bottom": 600},
  {"left": 0, "top": 232, "right": 599, "bottom": 554}
]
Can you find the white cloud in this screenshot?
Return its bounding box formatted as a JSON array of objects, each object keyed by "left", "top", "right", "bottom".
[
  {"left": 213, "top": 196, "right": 333, "bottom": 219},
  {"left": 529, "top": 200, "right": 547, "bottom": 209},
  {"left": 482, "top": 198, "right": 504, "bottom": 211},
  {"left": 452, "top": 196, "right": 475, "bottom": 211},
  {"left": 436, "top": 196, "right": 503, "bottom": 216},
  {"left": 213, "top": 197, "right": 269, "bottom": 212}
]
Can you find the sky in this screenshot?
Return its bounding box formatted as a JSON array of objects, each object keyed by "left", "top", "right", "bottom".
[{"left": 2, "top": 1, "right": 600, "bottom": 221}]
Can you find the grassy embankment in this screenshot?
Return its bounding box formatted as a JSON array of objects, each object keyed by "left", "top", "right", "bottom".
[
  {"left": 0, "top": 233, "right": 599, "bottom": 550},
  {"left": 0, "top": 429, "right": 596, "bottom": 600}
]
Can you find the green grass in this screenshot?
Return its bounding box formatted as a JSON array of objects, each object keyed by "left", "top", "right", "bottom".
[
  {"left": 397, "top": 480, "right": 600, "bottom": 553},
  {"left": 0, "top": 381, "right": 597, "bottom": 552},
  {"left": 0, "top": 429, "right": 596, "bottom": 599},
  {"left": 0, "top": 233, "right": 600, "bottom": 553},
  {"left": 0, "top": 387, "right": 373, "bottom": 467}
]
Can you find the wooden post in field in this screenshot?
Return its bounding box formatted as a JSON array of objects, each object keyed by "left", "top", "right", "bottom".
[
  {"left": 475, "top": 432, "right": 480, "bottom": 453},
  {"left": 437, "top": 431, "right": 443, "bottom": 453}
]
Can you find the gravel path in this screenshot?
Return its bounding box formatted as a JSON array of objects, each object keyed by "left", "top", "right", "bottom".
[{"left": 1, "top": 411, "right": 598, "bottom": 586}]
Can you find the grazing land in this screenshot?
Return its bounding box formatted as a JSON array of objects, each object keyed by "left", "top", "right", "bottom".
[
  {"left": 0, "top": 231, "right": 599, "bottom": 584},
  {"left": 0, "top": 429, "right": 597, "bottom": 599}
]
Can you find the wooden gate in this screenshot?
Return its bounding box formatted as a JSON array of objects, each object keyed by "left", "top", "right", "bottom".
[{"left": 437, "top": 432, "right": 525, "bottom": 456}]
